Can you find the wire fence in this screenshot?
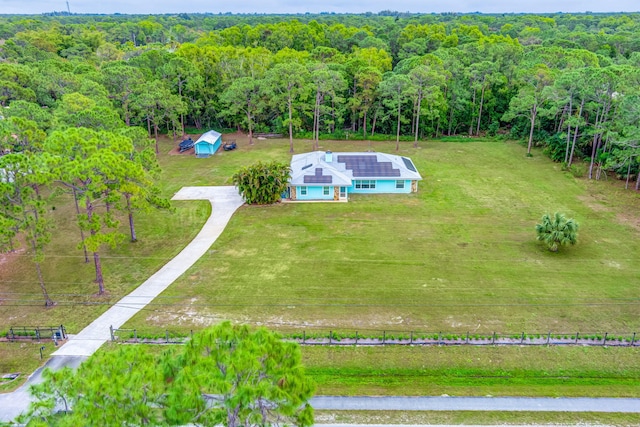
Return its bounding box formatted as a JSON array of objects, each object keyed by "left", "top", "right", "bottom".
[
  {"left": 109, "top": 327, "right": 639, "bottom": 347},
  {"left": 2, "top": 325, "right": 67, "bottom": 342}
]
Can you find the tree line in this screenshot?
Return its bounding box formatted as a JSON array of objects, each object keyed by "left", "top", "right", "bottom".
[
  {"left": 2, "top": 12, "right": 640, "bottom": 305},
  {"left": 2, "top": 12, "right": 639, "bottom": 177}
]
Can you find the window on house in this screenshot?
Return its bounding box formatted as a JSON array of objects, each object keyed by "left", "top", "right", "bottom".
[
  {"left": 300, "top": 186, "right": 307, "bottom": 196},
  {"left": 355, "top": 180, "right": 376, "bottom": 189},
  {"left": 396, "top": 180, "right": 405, "bottom": 189},
  {"left": 323, "top": 186, "right": 330, "bottom": 195}
]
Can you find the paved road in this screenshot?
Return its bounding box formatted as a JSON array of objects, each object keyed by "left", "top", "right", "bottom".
[
  {"left": 310, "top": 396, "right": 640, "bottom": 412},
  {"left": 0, "top": 186, "right": 244, "bottom": 421}
]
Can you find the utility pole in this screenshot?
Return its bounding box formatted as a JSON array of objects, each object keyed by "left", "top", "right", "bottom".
[{"left": 66, "top": 1, "right": 71, "bottom": 14}]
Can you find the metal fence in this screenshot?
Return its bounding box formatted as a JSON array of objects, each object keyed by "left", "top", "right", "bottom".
[
  {"left": 3, "top": 325, "right": 66, "bottom": 342},
  {"left": 109, "top": 327, "right": 639, "bottom": 347}
]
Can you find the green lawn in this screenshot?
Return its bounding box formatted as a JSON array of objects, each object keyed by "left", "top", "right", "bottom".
[
  {"left": 302, "top": 345, "right": 640, "bottom": 397},
  {"left": 2, "top": 134, "right": 640, "bottom": 397},
  {"left": 125, "top": 136, "right": 640, "bottom": 336},
  {"left": 0, "top": 342, "right": 56, "bottom": 392},
  {"left": 314, "top": 410, "right": 640, "bottom": 426}
]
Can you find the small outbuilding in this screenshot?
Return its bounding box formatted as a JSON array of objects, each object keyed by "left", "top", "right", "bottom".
[{"left": 194, "top": 130, "right": 222, "bottom": 158}]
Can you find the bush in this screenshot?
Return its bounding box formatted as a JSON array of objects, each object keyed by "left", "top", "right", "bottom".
[
  {"left": 232, "top": 161, "right": 291, "bottom": 205},
  {"left": 536, "top": 212, "right": 579, "bottom": 252}
]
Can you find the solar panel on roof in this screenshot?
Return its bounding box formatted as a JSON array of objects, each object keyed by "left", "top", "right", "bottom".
[
  {"left": 337, "top": 155, "right": 400, "bottom": 177},
  {"left": 303, "top": 167, "right": 333, "bottom": 184},
  {"left": 402, "top": 157, "right": 417, "bottom": 172}
]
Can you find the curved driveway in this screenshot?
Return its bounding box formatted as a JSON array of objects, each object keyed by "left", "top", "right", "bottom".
[{"left": 0, "top": 186, "right": 244, "bottom": 421}]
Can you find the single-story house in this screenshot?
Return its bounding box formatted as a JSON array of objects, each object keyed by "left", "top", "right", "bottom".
[
  {"left": 194, "top": 130, "right": 222, "bottom": 158},
  {"left": 288, "top": 151, "right": 422, "bottom": 201}
]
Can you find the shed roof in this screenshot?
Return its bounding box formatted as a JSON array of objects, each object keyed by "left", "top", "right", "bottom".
[{"left": 194, "top": 130, "right": 222, "bottom": 145}]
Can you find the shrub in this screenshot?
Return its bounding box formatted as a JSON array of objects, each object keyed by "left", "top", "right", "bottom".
[
  {"left": 232, "top": 161, "right": 291, "bottom": 205},
  {"left": 536, "top": 212, "right": 579, "bottom": 252}
]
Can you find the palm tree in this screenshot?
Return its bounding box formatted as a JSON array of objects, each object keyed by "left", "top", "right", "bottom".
[{"left": 536, "top": 212, "right": 579, "bottom": 252}]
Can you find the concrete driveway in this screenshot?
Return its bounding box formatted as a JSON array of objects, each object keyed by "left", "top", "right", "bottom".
[{"left": 0, "top": 186, "right": 244, "bottom": 421}]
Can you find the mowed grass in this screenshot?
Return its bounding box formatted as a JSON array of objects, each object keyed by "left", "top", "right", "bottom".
[
  {"left": 0, "top": 198, "right": 210, "bottom": 334},
  {"left": 2, "top": 134, "right": 640, "bottom": 395},
  {"left": 0, "top": 342, "right": 57, "bottom": 392},
  {"left": 314, "top": 410, "right": 640, "bottom": 426},
  {"left": 125, "top": 136, "right": 640, "bottom": 336},
  {"left": 302, "top": 345, "right": 640, "bottom": 397}
]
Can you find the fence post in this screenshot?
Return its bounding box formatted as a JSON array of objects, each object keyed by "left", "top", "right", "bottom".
[
  {"left": 631, "top": 332, "right": 636, "bottom": 346},
  {"left": 575, "top": 332, "right": 579, "bottom": 344},
  {"left": 134, "top": 329, "right": 137, "bottom": 342},
  {"left": 329, "top": 331, "right": 332, "bottom": 344},
  {"left": 10, "top": 327, "right": 14, "bottom": 341},
  {"left": 603, "top": 332, "right": 607, "bottom": 346},
  {"left": 521, "top": 332, "right": 525, "bottom": 344},
  {"left": 355, "top": 331, "right": 358, "bottom": 345},
  {"left": 303, "top": 331, "right": 306, "bottom": 344},
  {"left": 492, "top": 332, "right": 496, "bottom": 345},
  {"left": 383, "top": 331, "right": 386, "bottom": 344},
  {"left": 35, "top": 328, "right": 40, "bottom": 341},
  {"left": 410, "top": 331, "right": 413, "bottom": 344},
  {"left": 166, "top": 330, "right": 169, "bottom": 343},
  {"left": 61, "top": 325, "right": 66, "bottom": 339},
  {"left": 466, "top": 331, "right": 469, "bottom": 344},
  {"left": 109, "top": 325, "right": 114, "bottom": 341}
]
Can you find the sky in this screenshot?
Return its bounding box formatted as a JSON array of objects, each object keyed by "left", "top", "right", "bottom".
[{"left": 1, "top": 0, "right": 639, "bottom": 15}]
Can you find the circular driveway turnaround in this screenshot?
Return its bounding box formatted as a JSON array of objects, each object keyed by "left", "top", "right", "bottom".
[{"left": 0, "top": 186, "right": 244, "bottom": 421}]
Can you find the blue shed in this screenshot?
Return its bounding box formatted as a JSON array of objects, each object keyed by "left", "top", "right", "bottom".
[{"left": 194, "top": 130, "right": 222, "bottom": 158}]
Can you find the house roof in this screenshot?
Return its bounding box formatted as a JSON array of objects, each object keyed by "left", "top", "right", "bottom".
[
  {"left": 194, "top": 130, "right": 222, "bottom": 145},
  {"left": 290, "top": 151, "right": 422, "bottom": 186}
]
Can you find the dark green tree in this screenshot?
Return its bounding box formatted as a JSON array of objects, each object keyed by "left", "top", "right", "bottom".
[
  {"left": 164, "top": 322, "right": 315, "bottom": 427},
  {"left": 21, "top": 323, "right": 315, "bottom": 427}
]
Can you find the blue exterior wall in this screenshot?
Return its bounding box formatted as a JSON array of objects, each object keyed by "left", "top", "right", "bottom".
[
  {"left": 194, "top": 136, "right": 221, "bottom": 156},
  {"left": 295, "top": 186, "right": 335, "bottom": 200},
  {"left": 349, "top": 179, "right": 412, "bottom": 194}
]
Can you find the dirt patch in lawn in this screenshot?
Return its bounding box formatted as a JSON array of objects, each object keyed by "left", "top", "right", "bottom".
[
  {"left": 616, "top": 212, "right": 640, "bottom": 233},
  {"left": 577, "top": 194, "right": 610, "bottom": 212}
]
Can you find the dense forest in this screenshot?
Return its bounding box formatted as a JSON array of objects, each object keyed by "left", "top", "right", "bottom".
[{"left": 3, "top": 12, "right": 640, "bottom": 179}]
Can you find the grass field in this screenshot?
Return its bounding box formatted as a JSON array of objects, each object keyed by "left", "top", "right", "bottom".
[
  {"left": 0, "top": 342, "right": 56, "bottom": 392},
  {"left": 302, "top": 345, "right": 640, "bottom": 397},
  {"left": 125, "top": 136, "right": 640, "bottom": 336},
  {"left": 1, "top": 133, "right": 640, "bottom": 397},
  {"left": 314, "top": 410, "right": 640, "bottom": 426}
]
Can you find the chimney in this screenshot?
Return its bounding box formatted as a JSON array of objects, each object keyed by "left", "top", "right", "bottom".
[{"left": 325, "top": 151, "right": 333, "bottom": 163}]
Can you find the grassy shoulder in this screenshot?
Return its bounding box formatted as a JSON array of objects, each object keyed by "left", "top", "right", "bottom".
[
  {"left": 302, "top": 345, "right": 640, "bottom": 397},
  {"left": 314, "top": 410, "right": 640, "bottom": 426},
  {"left": 0, "top": 342, "right": 57, "bottom": 392}
]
